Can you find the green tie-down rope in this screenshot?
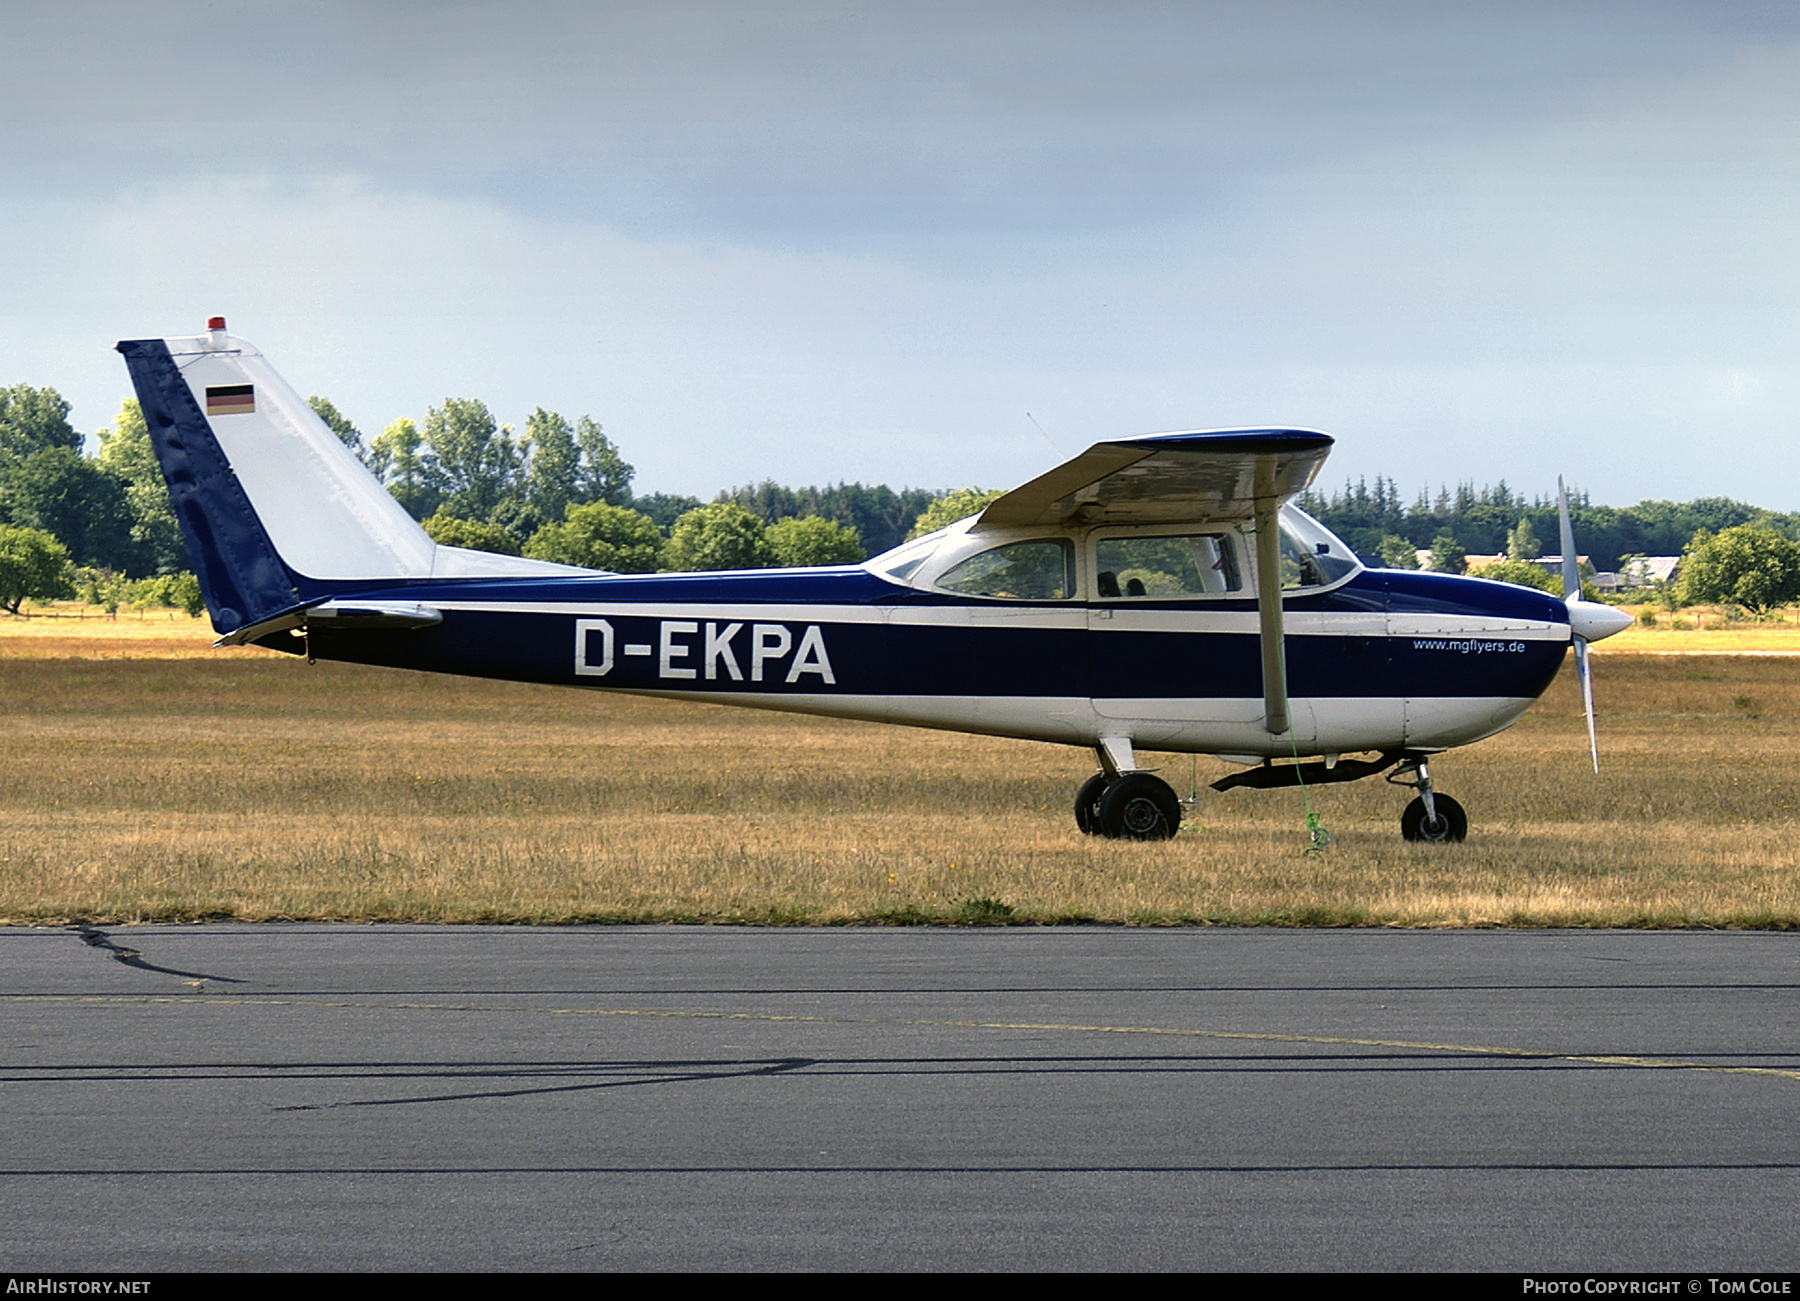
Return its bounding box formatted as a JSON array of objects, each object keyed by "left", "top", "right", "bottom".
[{"left": 1278, "top": 661, "right": 1331, "bottom": 854}]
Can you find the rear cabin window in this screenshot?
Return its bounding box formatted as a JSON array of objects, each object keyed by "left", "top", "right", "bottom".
[
  {"left": 1094, "top": 534, "right": 1241, "bottom": 598},
  {"left": 937, "top": 539, "right": 1075, "bottom": 600}
]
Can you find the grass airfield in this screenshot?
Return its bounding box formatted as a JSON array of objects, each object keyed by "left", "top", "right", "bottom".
[{"left": 2, "top": 605, "right": 1797, "bottom": 928}]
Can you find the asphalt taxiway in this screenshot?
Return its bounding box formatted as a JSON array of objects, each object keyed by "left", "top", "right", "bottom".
[{"left": 5, "top": 924, "right": 1799, "bottom": 1270}]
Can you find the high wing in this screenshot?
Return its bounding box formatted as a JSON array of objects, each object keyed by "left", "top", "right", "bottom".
[
  {"left": 974, "top": 429, "right": 1334, "bottom": 531},
  {"left": 978, "top": 428, "right": 1335, "bottom": 735}
]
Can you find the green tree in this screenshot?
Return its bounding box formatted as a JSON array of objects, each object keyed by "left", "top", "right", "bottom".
[
  {"left": 171, "top": 571, "right": 205, "bottom": 617},
  {"left": 906, "top": 487, "right": 1005, "bottom": 540},
  {"left": 1426, "top": 531, "right": 1466, "bottom": 574},
  {"left": 94, "top": 400, "right": 186, "bottom": 574},
  {"left": 1506, "top": 518, "right": 1541, "bottom": 561},
  {"left": 307, "top": 395, "right": 365, "bottom": 462},
  {"left": 368, "top": 417, "right": 435, "bottom": 519},
  {"left": 632, "top": 492, "right": 704, "bottom": 534},
  {"left": 0, "top": 384, "right": 80, "bottom": 460},
  {"left": 663, "top": 502, "right": 773, "bottom": 571},
  {"left": 573, "top": 416, "right": 633, "bottom": 506},
  {"left": 766, "top": 515, "right": 864, "bottom": 566},
  {"left": 1377, "top": 533, "right": 1419, "bottom": 569},
  {"left": 717, "top": 480, "right": 934, "bottom": 555},
  {"left": 1679, "top": 526, "right": 1800, "bottom": 613},
  {"left": 525, "top": 408, "right": 581, "bottom": 523},
  {"left": 1470, "top": 558, "right": 1561, "bottom": 594},
  {"left": 0, "top": 524, "right": 71, "bottom": 613},
  {"left": 525, "top": 502, "right": 664, "bottom": 572},
  {"left": 422, "top": 398, "right": 523, "bottom": 522},
  {"left": 0, "top": 446, "right": 136, "bottom": 570},
  {"left": 421, "top": 510, "right": 521, "bottom": 556}
]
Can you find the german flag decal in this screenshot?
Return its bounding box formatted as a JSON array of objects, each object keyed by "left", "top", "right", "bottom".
[{"left": 206, "top": 383, "right": 255, "bottom": 416}]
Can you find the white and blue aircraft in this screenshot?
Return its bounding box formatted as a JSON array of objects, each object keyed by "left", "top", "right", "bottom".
[{"left": 117, "top": 320, "right": 1632, "bottom": 843}]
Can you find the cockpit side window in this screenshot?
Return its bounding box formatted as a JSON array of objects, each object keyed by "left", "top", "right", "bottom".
[
  {"left": 936, "top": 539, "right": 1075, "bottom": 600},
  {"left": 1094, "top": 534, "right": 1242, "bottom": 598}
]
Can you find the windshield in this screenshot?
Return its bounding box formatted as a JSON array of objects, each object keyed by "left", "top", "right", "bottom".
[
  {"left": 865, "top": 529, "right": 949, "bottom": 584},
  {"left": 1278, "top": 505, "right": 1360, "bottom": 589}
]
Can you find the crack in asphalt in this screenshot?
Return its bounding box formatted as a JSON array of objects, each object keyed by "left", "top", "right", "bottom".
[
  {"left": 72, "top": 926, "right": 246, "bottom": 985},
  {"left": 269, "top": 1055, "right": 818, "bottom": 1110}
]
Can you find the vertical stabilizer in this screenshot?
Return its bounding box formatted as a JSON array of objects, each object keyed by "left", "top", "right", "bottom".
[
  {"left": 117, "top": 322, "right": 588, "bottom": 637},
  {"left": 116, "top": 334, "right": 302, "bottom": 635}
]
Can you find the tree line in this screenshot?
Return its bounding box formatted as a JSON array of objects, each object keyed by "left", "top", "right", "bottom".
[
  {"left": 1300, "top": 476, "right": 1800, "bottom": 612},
  {"left": 1298, "top": 475, "right": 1800, "bottom": 574},
  {"left": 0, "top": 382, "right": 969, "bottom": 604},
  {"left": 2, "top": 378, "right": 1798, "bottom": 615}
]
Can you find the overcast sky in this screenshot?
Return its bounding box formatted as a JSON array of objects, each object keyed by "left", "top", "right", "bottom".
[{"left": 4, "top": 1, "right": 1798, "bottom": 509}]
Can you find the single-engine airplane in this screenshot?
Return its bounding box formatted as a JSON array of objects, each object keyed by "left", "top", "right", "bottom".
[{"left": 117, "top": 319, "right": 1632, "bottom": 843}]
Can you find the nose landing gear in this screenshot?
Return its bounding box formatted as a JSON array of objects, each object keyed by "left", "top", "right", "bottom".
[{"left": 1389, "top": 758, "right": 1467, "bottom": 842}]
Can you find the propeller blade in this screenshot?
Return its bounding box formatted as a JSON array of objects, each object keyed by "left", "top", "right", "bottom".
[
  {"left": 1574, "top": 634, "right": 1599, "bottom": 773},
  {"left": 1557, "top": 476, "right": 1580, "bottom": 600},
  {"left": 1558, "top": 475, "right": 1614, "bottom": 772}
]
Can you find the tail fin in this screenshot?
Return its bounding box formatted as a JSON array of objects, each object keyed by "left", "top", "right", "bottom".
[{"left": 116, "top": 321, "right": 584, "bottom": 638}]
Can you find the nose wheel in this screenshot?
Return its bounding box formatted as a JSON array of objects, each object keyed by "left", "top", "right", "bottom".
[
  {"left": 1074, "top": 771, "right": 1180, "bottom": 841},
  {"left": 1401, "top": 793, "right": 1467, "bottom": 842},
  {"left": 1389, "top": 758, "right": 1467, "bottom": 843}
]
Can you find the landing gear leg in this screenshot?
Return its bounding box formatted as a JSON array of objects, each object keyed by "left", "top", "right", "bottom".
[{"left": 1390, "top": 758, "right": 1468, "bottom": 843}]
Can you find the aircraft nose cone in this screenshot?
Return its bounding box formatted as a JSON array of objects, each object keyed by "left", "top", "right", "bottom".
[{"left": 1567, "top": 598, "right": 1633, "bottom": 642}]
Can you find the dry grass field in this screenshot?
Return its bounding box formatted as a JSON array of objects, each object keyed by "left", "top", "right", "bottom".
[{"left": 1, "top": 607, "right": 1796, "bottom": 927}]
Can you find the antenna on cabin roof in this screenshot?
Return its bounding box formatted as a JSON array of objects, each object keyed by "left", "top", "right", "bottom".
[{"left": 1025, "top": 411, "right": 1063, "bottom": 461}]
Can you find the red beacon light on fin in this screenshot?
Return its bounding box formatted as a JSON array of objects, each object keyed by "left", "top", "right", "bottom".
[{"left": 207, "top": 316, "right": 226, "bottom": 331}]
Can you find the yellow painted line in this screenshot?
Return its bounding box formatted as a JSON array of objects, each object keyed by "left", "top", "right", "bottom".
[{"left": 7, "top": 994, "right": 1800, "bottom": 1083}]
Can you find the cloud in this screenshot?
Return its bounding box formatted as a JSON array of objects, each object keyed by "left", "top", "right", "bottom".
[{"left": 3, "top": 3, "right": 1799, "bottom": 507}]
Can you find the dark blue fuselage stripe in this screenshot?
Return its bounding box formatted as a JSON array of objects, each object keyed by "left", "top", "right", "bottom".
[{"left": 291, "top": 606, "right": 1567, "bottom": 701}]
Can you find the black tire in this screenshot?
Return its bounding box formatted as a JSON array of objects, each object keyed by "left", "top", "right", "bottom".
[
  {"left": 1074, "top": 773, "right": 1110, "bottom": 835},
  {"left": 1097, "top": 773, "right": 1181, "bottom": 841},
  {"left": 1401, "top": 794, "right": 1468, "bottom": 843}
]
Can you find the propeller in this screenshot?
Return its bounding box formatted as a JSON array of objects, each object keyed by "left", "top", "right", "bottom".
[{"left": 1557, "top": 477, "right": 1633, "bottom": 772}]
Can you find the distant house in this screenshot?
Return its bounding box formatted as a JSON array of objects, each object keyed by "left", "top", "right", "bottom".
[
  {"left": 1573, "top": 556, "right": 1682, "bottom": 593},
  {"left": 1385, "top": 551, "right": 1681, "bottom": 590},
  {"left": 1529, "top": 554, "right": 1589, "bottom": 574},
  {"left": 1600, "top": 556, "right": 1682, "bottom": 591}
]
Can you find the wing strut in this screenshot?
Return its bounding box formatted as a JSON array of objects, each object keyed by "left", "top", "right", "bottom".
[{"left": 1255, "top": 505, "right": 1289, "bottom": 736}]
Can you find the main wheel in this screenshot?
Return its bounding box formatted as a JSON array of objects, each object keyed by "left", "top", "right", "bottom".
[
  {"left": 1097, "top": 773, "right": 1181, "bottom": 841},
  {"left": 1401, "top": 794, "right": 1468, "bottom": 843},
  {"left": 1074, "top": 773, "right": 1110, "bottom": 835}
]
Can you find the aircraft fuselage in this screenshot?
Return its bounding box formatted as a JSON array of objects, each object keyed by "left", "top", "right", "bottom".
[{"left": 272, "top": 561, "right": 1570, "bottom": 760}]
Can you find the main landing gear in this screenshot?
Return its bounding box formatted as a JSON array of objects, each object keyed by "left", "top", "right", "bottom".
[
  {"left": 1075, "top": 772, "right": 1182, "bottom": 840},
  {"left": 1074, "top": 740, "right": 1182, "bottom": 840}
]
